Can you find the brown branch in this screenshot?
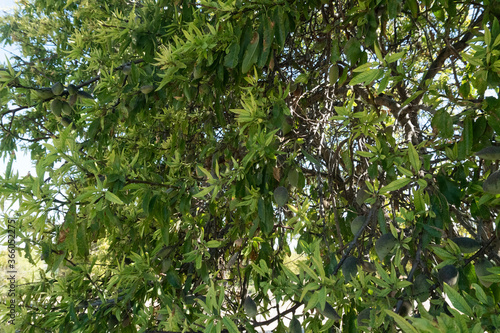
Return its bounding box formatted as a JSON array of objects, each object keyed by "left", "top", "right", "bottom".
[
  {"left": 332, "top": 204, "right": 379, "bottom": 276},
  {"left": 253, "top": 301, "right": 302, "bottom": 328},
  {"left": 464, "top": 234, "right": 497, "bottom": 267},
  {"left": 76, "top": 59, "right": 144, "bottom": 89},
  {"left": 395, "top": 238, "right": 423, "bottom": 314},
  {"left": 412, "top": 13, "right": 484, "bottom": 106}
]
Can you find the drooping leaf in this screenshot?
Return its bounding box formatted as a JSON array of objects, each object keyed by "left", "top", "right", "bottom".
[{"left": 241, "top": 32, "right": 260, "bottom": 73}]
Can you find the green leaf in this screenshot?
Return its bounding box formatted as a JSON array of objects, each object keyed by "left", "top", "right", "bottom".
[
  {"left": 374, "top": 42, "right": 384, "bottom": 62},
  {"left": 224, "top": 42, "right": 240, "bottom": 68},
  {"left": 349, "top": 68, "right": 382, "bottom": 86},
  {"left": 384, "top": 310, "right": 418, "bottom": 333},
  {"left": 241, "top": 32, "right": 260, "bottom": 73},
  {"left": 297, "top": 261, "right": 319, "bottom": 281},
  {"left": 193, "top": 185, "right": 214, "bottom": 198},
  {"left": 471, "top": 283, "right": 489, "bottom": 305},
  {"left": 302, "top": 148, "right": 321, "bottom": 167},
  {"left": 352, "top": 62, "right": 374, "bottom": 73},
  {"left": 345, "top": 38, "right": 362, "bottom": 64},
  {"left": 258, "top": 198, "right": 274, "bottom": 234},
  {"left": 462, "top": 116, "right": 473, "bottom": 157},
  {"left": 414, "top": 189, "right": 425, "bottom": 212},
  {"left": 222, "top": 316, "right": 239, "bottom": 333},
  {"left": 357, "top": 150, "right": 375, "bottom": 158},
  {"left": 318, "top": 287, "right": 326, "bottom": 311},
  {"left": 77, "top": 223, "right": 88, "bottom": 257},
  {"left": 385, "top": 51, "right": 405, "bottom": 63},
  {"left": 206, "top": 240, "right": 221, "bottom": 248},
  {"left": 379, "top": 178, "right": 412, "bottom": 194},
  {"left": 377, "top": 72, "right": 390, "bottom": 94},
  {"left": 431, "top": 109, "right": 453, "bottom": 138},
  {"left": 105, "top": 191, "right": 124, "bottom": 205},
  {"left": 484, "top": 25, "right": 492, "bottom": 47},
  {"left": 304, "top": 290, "right": 319, "bottom": 311},
  {"left": 273, "top": 7, "right": 287, "bottom": 49},
  {"left": 401, "top": 90, "right": 424, "bottom": 107},
  {"left": 407, "top": 142, "right": 421, "bottom": 172},
  {"left": 258, "top": 16, "right": 273, "bottom": 67},
  {"left": 443, "top": 283, "right": 473, "bottom": 316},
  {"left": 431, "top": 246, "right": 455, "bottom": 260}
]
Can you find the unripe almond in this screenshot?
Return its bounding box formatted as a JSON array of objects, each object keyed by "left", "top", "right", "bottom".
[
  {"left": 51, "top": 82, "right": 64, "bottom": 95},
  {"left": 483, "top": 170, "right": 500, "bottom": 194},
  {"left": 67, "top": 84, "right": 78, "bottom": 95},
  {"left": 438, "top": 265, "right": 458, "bottom": 286},
  {"left": 122, "top": 65, "right": 132, "bottom": 75},
  {"left": 243, "top": 296, "right": 257, "bottom": 318},
  {"left": 475, "top": 146, "right": 500, "bottom": 160},
  {"left": 289, "top": 316, "right": 301, "bottom": 333},
  {"left": 61, "top": 102, "right": 72, "bottom": 115},
  {"left": 274, "top": 186, "right": 289, "bottom": 207},
  {"left": 375, "top": 233, "right": 397, "bottom": 260},
  {"left": 61, "top": 117, "right": 72, "bottom": 128},
  {"left": 475, "top": 259, "right": 494, "bottom": 288},
  {"left": 140, "top": 85, "right": 154, "bottom": 94},
  {"left": 351, "top": 216, "right": 366, "bottom": 235},
  {"left": 450, "top": 237, "right": 481, "bottom": 254},
  {"left": 69, "top": 93, "right": 77, "bottom": 106},
  {"left": 51, "top": 99, "right": 63, "bottom": 116},
  {"left": 342, "top": 256, "right": 358, "bottom": 283}
]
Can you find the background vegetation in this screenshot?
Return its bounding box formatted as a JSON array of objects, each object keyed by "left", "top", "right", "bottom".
[{"left": 1, "top": 0, "right": 500, "bottom": 332}]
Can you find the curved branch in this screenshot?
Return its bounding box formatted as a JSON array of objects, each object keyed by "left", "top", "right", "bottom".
[
  {"left": 253, "top": 301, "right": 302, "bottom": 328},
  {"left": 413, "top": 13, "right": 484, "bottom": 106}
]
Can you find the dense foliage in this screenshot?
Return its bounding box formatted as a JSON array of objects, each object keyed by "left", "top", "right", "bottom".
[{"left": 1, "top": 0, "right": 500, "bottom": 332}]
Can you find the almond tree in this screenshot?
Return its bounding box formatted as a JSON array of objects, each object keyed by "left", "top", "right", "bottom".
[{"left": 1, "top": 0, "right": 499, "bottom": 332}]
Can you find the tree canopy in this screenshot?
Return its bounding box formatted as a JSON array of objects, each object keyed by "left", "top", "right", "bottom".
[{"left": 1, "top": 0, "right": 500, "bottom": 332}]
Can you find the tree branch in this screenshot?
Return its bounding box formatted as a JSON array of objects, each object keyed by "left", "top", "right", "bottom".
[{"left": 413, "top": 13, "right": 484, "bottom": 106}]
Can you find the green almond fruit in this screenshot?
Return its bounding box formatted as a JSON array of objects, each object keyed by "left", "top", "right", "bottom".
[
  {"left": 77, "top": 90, "right": 93, "bottom": 99},
  {"left": 360, "top": 260, "right": 376, "bottom": 273},
  {"left": 61, "top": 102, "right": 72, "bottom": 115},
  {"left": 450, "top": 237, "right": 481, "bottom": 254},
  {"left": 483, "top": 170, "right": 500, "bottom": 194},
  {"left": 288, "top": 169, "right": 299, "bottom": 188},
  {"left": 140, "top": 85, "right": 154, "bottom": 94},
  {"left": 398, "top": 301, "right": 413, "bottom": 317},
  {"left": 375, "top": 233, "right": 397, "bottom": 260},
  {"left": 274, "top": 186, "right": 289, "bottom": 207},
  {"left": 342, "top": 256, "right": 358, "bottom": 283},
  {"left": 67, "top": 84, "right": 78, "bottom": 95},
  {"left": 351, "top": 216, "right": 366, "bottom": 235},
  {"left": 319, "top": 301, "right": 340, "bottom": 321},
  {"left": 329, "top": 64, "right": 339, "bottom": 84},
  {"left": 243, "top": 296, "right": 257, "bottom": 318},
  {"left": 475, "top": 259, "right": 493, "bottom": 288},
  {"left": 283, "top": 116, "right": 293, "bottom": 135},
  {"left": 51, "top": 99, "right": 63, "bottom": 116},
  {"left": 438, "top": 265, "right": 458, "bottom": 286},
  {"left": 69, "top": 93, "right": 77, "bottom": 106},
  {"left": 289, "top": 316, "right": 302, "bottom": 333},
  {"left": 184, "top": 84, "right": 195, "bottom": 102},
  {"left": 193, "top": 63, "right": 203, "bottom": 80},
  {"left": 475, "top": 146, "right": 500, "bottom": 160},
  {"left": 35, "top": 88, "right": 54, "bottom": 99},
  {"left": 355, "top": 185, "right": 370, "bottom": 206},
  {"left": 357, "top": 308, "right": 372, "bottom": 327},
  {"left": 122, "top": 65, "right": 132, "bottom": 75},
  {"left": 107, "top": 315, "right": 119, "bottom": 330},
  {"left": 412, "top": 274, "right": 431, "bottom": 302},
  {"left": 61, "top": 117, "right": 72, "bottom": 128},
  {"left": 51, "top": 82, "right": 64, "bottom": 95},
  {"left": 226, "top": 252, "right": 238, "bottom": 268}
]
